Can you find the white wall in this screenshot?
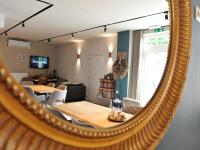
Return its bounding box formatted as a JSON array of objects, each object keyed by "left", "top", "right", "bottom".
[
  {"left": 56, "top": 36, "right": 117, "bottom": 99},
  {"left": 0, "top": 37, "right": 57, "bottom": 76}
]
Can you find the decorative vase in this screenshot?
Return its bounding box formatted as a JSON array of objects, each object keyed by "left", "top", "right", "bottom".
[{"left": 111, "top": 91, "right": 122, "bottom": 112}]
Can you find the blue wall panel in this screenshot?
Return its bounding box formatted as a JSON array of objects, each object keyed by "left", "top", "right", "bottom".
[{"left": 116, "top": 31, "right": 130, "bottom": 99}]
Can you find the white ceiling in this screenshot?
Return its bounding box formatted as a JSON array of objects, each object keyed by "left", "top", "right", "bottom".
[{"left": 0, "top": 0, "right": 169, "bottom": 44}]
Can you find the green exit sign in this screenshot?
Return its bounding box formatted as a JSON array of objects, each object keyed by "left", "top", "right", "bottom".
[{"left": 154, "top": 27, "right": 165, "bottom": 33}]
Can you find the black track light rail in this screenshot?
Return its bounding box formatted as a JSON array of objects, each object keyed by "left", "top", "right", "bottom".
[
  {"left": 0, "top": 0, "right": 53, "bottom": 36},
  {"left": 39, "top": 10, "right": 169, "bottom": 42},
  {"left": 36, "top": 0, "right": 51, "bottom": 5}
]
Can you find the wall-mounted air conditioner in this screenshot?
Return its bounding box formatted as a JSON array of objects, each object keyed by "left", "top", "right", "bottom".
[{"left": 7, "top": 38, "right": 31, "bottom": 49}]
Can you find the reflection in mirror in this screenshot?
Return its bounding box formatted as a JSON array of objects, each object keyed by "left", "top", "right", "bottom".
[{"left": 0, "top": 0, "right": 169, "bottom": 128}]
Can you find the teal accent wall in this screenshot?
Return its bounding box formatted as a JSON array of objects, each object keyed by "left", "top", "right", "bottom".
[{"left": 116, "top": 31, "right": 130, "bottom": 100}]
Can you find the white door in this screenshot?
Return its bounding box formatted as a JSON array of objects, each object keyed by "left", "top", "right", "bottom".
[{"left": 87, "top": 55, "right": 104, "bottom": 100}]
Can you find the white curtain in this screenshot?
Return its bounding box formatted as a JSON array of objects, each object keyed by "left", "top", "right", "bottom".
[{"left": 128, "top": 30, "right": 142, "bottom": 99}]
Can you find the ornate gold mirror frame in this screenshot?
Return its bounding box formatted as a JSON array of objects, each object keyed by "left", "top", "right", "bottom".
[{"left": 0, "top": 0, "right": 191, "bottom": 149}]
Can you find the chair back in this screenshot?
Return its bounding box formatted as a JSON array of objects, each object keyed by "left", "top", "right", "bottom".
[
  {"left": 122, "top": 98, "right": 143, "bottom": 115},
  {"left": 47, "top": 82, "right": 56, "bottom": 88},
  {"left": 24, "top": 87, "right": 46, "bottom": 102},
  {"left": 57, "top": 85, "right": 67, "bottom": 90},
  {"left": 48, "top": 90, "right": 67, "bottom": 106},
  {"left": 71, "top": 118, "right": 94, "bottom": 128},
  {"left": 24, "top": 87, "right": 37, "bottom": 98},
  {"left": 46, "top": 106, "right": 67, "bottom": 121},
  {"left": 87, "top": 97, "right": 111, "bottom": 108},
  {"left": 21, "top": 81, "right": 34, "bottom": 86},
  {"left": 38, "top": 76, "right": 48, "bottom": 85}
]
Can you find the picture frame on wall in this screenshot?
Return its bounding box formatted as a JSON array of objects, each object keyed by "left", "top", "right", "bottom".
[{"left": 16, "top": 54, "right": 25, "bottom": 62}]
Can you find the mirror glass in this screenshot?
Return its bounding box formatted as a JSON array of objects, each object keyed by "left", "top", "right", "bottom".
[{"left": 0, "top": 0, "right": 169, "bottom": 128}]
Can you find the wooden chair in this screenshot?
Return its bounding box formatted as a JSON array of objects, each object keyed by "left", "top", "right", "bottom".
[
  {"left": 47, "top": 82, "right": 56, "bottom": 88},
  {"left": 38, "top": 76, "right": 48, "bottom": 85}
]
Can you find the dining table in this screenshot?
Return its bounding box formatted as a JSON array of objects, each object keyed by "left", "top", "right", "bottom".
[
  {"left": 24, "top": 85, "right": 62, "bottom": 94},
  {"left": 53, "top": 101, "right": 133, "bottom": 128}
]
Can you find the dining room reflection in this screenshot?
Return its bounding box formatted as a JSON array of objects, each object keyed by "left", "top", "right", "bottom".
[{"left": 0, "top": 0, "right": 169, "bottom": 128}]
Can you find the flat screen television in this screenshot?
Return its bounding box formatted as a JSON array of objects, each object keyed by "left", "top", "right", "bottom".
[{"left": 30, "top": 56, "right": 49, "bottom": 69}]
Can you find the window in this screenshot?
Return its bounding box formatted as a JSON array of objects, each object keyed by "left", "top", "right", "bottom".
[{"left": 138, "top": 31, "right": 169, "bottom": 106}]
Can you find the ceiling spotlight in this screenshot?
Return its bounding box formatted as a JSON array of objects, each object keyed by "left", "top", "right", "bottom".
[
  {"left": 164, "top": 11, "right": 169, "bottom": 20},
  {"left": 71, "top": 33, "right": 74, "bottom": 39},
  {"left": 104, "top": 25, "right": 107, "bottom": 32},
  {"left": 22, "top": 22, "right": 25, "bottom": 27},
  {"left": 48, "top": 38, "right": 51, "bottom": 42},
  {"left": 5, "top": 32, "right": 7, "bottom": 36}
]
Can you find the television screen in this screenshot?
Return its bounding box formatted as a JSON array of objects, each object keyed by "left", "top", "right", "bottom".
[{"left": 30, "top": 56, "right": 49, "bottom": 69}]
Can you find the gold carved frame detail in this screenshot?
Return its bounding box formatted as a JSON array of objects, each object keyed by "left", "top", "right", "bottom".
[{"left": 0, "top": 0, "right": 191, "bottom": 149}]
